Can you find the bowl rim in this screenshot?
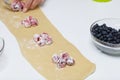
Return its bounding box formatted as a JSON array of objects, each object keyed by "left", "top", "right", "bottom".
[
  {"left": 0, "top": 37, "right": 5, "bottom": 53},
  {"left": 90, "top": 18, "right": 120, "bottom": 48}
]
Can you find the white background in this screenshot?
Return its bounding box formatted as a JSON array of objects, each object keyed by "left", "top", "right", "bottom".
[{"left": 1, "top": 0, "right": 120, "bottom": 80}]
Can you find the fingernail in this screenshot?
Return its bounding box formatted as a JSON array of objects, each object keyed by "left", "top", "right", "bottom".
[{"left": 23, "top": 8, "right": 28, "bottom": 12}]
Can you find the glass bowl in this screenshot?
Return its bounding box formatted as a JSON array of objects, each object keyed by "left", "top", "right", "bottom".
[
  {"left": 0, "top": 37, "right": 5, "bottom": 55},
  {"left": 90, "top": 18, "right": 120, "bottom": 55}
]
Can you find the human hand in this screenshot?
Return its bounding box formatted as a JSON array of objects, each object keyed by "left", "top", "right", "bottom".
[{"left": 23, "top": 0, "right": 44, "bottom": 12}]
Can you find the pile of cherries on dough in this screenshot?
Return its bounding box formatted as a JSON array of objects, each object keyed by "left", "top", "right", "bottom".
[
  {"left": 33, "top": 32, "right": 53, "bottom": 46},
  {"left": 11, "top": 1, "right": 25, "bottom": 11},
  {"left": 52, "top": 52, "right": 75, "bottom": 68},
  {"left": 21, "top": 16, "right": 38, "bottom": 28}
]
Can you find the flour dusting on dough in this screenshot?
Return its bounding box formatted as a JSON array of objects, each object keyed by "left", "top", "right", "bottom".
[
  {"left": 21, "top": 38, "right": 38, "bottom": 49},
  {"left": 13, "top": 16, "right": 21, "bottom": 19},
  {"left": 37, "top": 66, "right": 43, "bottom": 71},
  {"left": 14, "top": 21, "right": 21, "bottom": 28},
  {"left": 26, "top": 39, "right": 38, "bottom": 49}
]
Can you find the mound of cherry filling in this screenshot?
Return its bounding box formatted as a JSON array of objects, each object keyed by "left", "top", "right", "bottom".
[
  {"left": 52, "top": 52, "right": 75, "bottom": 68},
  {"left": 11, "top": 1, "right": 25, "bottom": 11},
  {"left": 91, "top": 24, "right": 120, "bottom": 44},
  {"left": 33, "top": 33, "right": 53, "bottom": 46},
  {"left": 21, "top": 16, "right": 38, "bottom": 28}
]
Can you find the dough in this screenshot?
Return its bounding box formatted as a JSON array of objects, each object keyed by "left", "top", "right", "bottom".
[{"left": 0, "top": 1, "right": 95, "bottom": 80}]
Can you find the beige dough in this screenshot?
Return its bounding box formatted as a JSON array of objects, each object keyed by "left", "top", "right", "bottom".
[{"left": 0, "top": 1, "right": 95, "bottom": 80}]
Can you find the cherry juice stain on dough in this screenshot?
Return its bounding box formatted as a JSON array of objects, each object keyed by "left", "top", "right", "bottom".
[{"left": 93, "top": 0, "right": 111, "bottom": 2}]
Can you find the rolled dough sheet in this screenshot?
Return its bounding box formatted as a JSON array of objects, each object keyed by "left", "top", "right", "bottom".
[{"left": 0, "top": 1, "right": 95, "bottom": 80}]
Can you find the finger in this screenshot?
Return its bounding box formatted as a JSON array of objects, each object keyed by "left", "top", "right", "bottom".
[
  {"left": 23, "top": 0, "right": 33, "bottom": 12},
  {"left": 30, "top": 0, "right": 44, "bottom": 9},
  {"left": 40, "top": 0, "right": 45, "bottom": 6},
  {"left": 41, "top": 0, "right": 45, "bottom": 4},
  {"left": 30, "top": 0, "right": 41, "bottom": 9}
]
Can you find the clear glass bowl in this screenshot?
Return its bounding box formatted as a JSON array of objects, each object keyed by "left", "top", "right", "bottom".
[
  {"left": 90, "top": 18, "right": 120, "bottom": 55},
  {"left": 0, "top": 37, "right": 5, "bottom": 55}
]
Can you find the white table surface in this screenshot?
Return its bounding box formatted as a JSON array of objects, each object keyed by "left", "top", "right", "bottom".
[{"left": 1, "top": 0, "right": 120, "bottom": 80}]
